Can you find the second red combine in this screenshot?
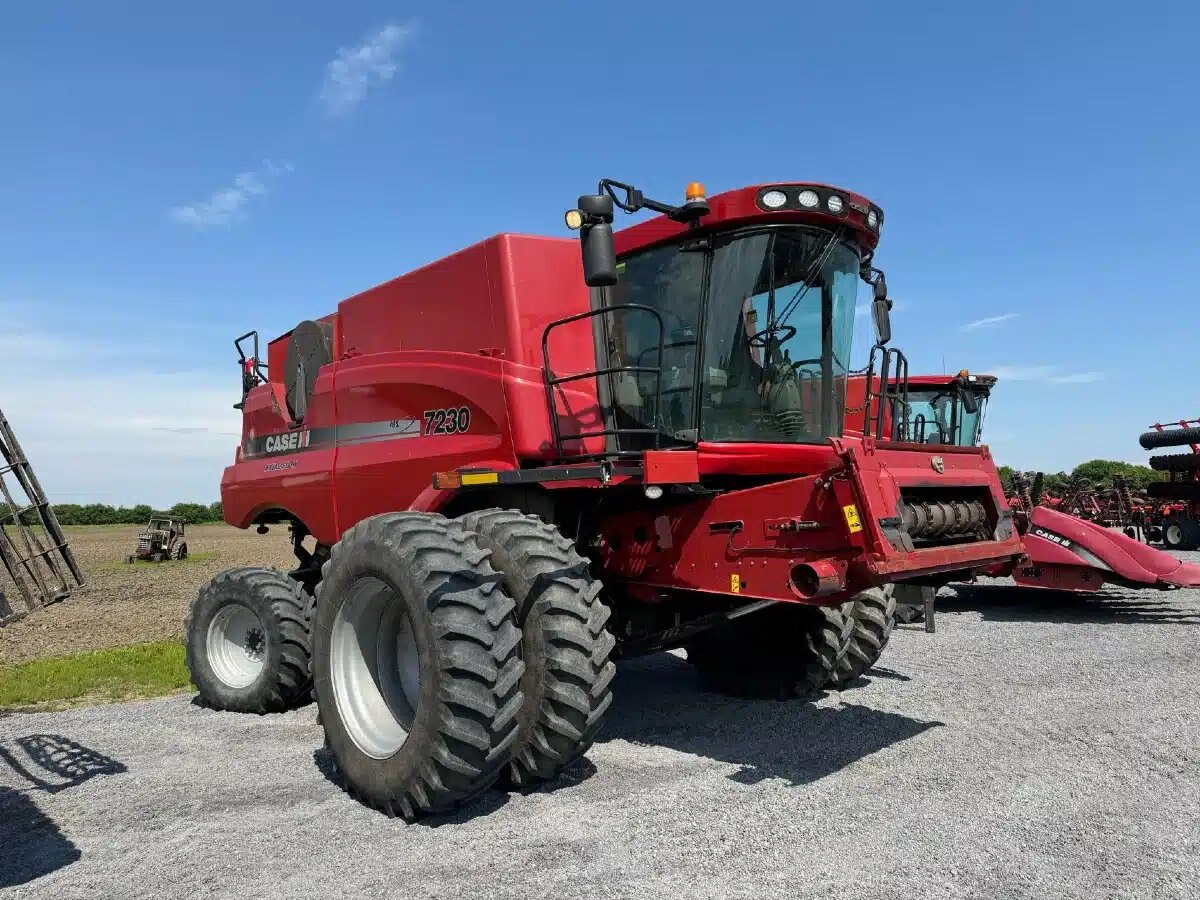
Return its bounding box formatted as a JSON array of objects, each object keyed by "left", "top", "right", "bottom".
[{"left": 186, "top": 178, "right": 1024, "bottom": 820}]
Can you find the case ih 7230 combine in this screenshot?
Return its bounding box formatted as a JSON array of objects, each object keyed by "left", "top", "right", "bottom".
[{"left": 185, "top": 178, "right": 1024, "bottom": 820}]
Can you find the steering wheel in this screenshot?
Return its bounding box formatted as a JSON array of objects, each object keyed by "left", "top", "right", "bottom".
[{"left": 748, "top": 325, "right": 796, "bottom": 349}]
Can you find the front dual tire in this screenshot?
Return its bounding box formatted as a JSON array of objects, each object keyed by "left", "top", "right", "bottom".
[
  {"left": 311, "top": 513, "right": 525, "bottom": 819},
  {"left": 312, "top": 509, "right": 617, "bottom": 819}
]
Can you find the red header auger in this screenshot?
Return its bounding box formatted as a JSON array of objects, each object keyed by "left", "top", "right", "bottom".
[{"left": 186, "top": 178, "right": 1024, "bottom": 821}]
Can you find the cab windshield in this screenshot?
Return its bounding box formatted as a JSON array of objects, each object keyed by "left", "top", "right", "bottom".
[
  {"left": 606, "top": 225, "right": 860, "bottom": 447},
  {"left": 894, "top": 388, "right": 988, "bottom": 446}
]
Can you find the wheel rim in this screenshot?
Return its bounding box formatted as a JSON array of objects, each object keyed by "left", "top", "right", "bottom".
[
  {"left": 330, "top": 576, "right": 421, "bottom": 760},
  {"left": 1167, "top": 524, "right": 1182, "bottom": 545},
  {"left": 206, "top": 604, "right": 268, "bottom": 688}
]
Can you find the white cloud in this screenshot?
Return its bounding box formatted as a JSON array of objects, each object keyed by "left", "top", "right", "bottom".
[
  {"left": 169, "top": 159, "right": 294, "bottom": 229},
  {"left": 1, "top": 305, "right": 241, "bottom": 505},
  {"left": 986, "top": 364, "right": 1105, "bottom": 384},
  {"left": 961, "top": 313, "right": 1019, "bottom": 332},
  {"left": 1047, "top": 371, "right": 1105, "bottom": 384},
  {"left": 319, "top": 22, "right": 416, "bottom": 116}
]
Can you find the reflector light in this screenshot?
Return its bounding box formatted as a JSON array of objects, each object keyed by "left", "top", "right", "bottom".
[
  {"left": 826, "top": 194, "right": 844, "bottom": 213},
  {"left": 460, "top": 471, "right": 500, "bottom": 486},
  {"left": 867, "top": 209, "right": 878, "bottom": 228},
  {"left": 433, "top": 471, "right": 462, "bottom": 490}
]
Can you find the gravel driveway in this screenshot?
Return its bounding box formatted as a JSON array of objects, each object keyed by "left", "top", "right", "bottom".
[{"left": 3, "top": 576, "right": 1199, "bottom": 899}]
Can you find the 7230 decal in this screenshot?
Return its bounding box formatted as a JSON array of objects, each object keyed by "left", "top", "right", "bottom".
[{"left": 423, "top": 406, "right": 471, "bottom": 435}]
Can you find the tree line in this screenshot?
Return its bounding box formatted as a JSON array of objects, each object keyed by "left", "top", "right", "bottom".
[
  {"left": 996, "top": 459, "right": 1165, "bottom": 494},
  {"left": 48, "top": 501, "right": 224, "bottom": 526}
]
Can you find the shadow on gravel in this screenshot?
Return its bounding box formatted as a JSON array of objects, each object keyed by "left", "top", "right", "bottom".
[
  {"left": 943, "top": 583, "right": 1200, "bottom": 625},
  {"left": 0, "top": 734, "right": 126, "bottom": 888},
  {"left": 598, "top": 653, "right": 943, "bottom": 787}
]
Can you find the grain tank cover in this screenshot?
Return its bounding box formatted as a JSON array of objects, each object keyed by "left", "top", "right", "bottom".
[{"left": 284, "top": 320, "right": 334, "bottom": 422}]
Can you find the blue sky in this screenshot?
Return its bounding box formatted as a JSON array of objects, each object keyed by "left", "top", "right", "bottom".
[{"left": 2, "top": 1, "right": 1197, "bottom": 505}]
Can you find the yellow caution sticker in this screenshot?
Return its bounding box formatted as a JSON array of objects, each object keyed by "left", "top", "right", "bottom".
[
  {"left": 730, "top": 573, "right": 741, "bottom": 594},
  {"left": 842, "top": 504, "right": 863, "bottom": 534}
]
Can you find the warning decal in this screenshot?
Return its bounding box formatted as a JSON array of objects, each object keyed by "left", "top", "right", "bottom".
[{"left": 842, "top": 504, "right": 864, "bottom": 534}]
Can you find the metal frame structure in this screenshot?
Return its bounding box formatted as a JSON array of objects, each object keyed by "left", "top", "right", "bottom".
[{"left": 0, "top": 407, "right": 84, "bottom": 623}]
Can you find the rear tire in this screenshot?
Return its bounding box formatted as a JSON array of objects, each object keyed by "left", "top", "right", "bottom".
[
  {"left": 458, "top": 509, "right": 615, "bottom": 788},
  {"left": 686, "top": 604, "right": 852, "bottom": 699},
  {"left": 829, "top": 587, "right": 896, "bottom": 688},
  {"left": 185, "top": 567, "right": 313, "bottom": 713},
  {"left": 172, "top": 542, "right": 188, "bottom": 561},
  {"left": 312, "top": 512, "right": 524, "bottom": 820}
]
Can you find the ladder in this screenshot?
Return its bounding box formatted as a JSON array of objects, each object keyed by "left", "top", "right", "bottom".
[{"left": 0, "top": 407, "right": 84, "bottom": 624}]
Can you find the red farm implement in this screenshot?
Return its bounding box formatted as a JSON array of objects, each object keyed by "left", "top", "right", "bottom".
[
  {"left": 869, "top": 374, "right": 1200, "bottom": 596},
  {"left": 185, "top": 178, "right": 1024, "bottom": 821},
  {"left": 1141, "top": 419, "right": 1200, "bottom": 551}
]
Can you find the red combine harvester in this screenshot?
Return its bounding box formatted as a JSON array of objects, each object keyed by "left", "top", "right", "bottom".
[
  {"left": 187, "top": 178, "right": 1025, "bottom": 820},
  {"left": 844, "top": 370, "right": 997, "bottom": 622},
  {"left": 869, "top": 373, "right": 1200, "bottom": 596}
]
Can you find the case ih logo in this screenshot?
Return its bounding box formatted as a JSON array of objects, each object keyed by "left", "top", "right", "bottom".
[
  {"left": 264, "top": 431, "right": 310, "bottom": 454},
  {"left": 1032, "top": 527, "right": 1072, "bottom": 549},
  {"left": 931, "top": 456, "right": 945, "bottom": 474}
]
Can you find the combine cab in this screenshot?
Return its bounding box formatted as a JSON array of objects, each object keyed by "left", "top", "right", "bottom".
[
  {"left": 126, "top": 517, "right": 187, "bottom": 563},
  {"left": 186, "top": 178, "right": 1024, "bottom": 820}
]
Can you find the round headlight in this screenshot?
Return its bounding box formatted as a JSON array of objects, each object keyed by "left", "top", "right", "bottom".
[
  {"left": 797, "top": 189, "right": 819, "bottom": 208},
  {"left": 564, "top": 209, "right": 583, "bottom": 230},
  {"left": 760, "top": 189, "right": 787, "bottom": 209},
  {"left": 867, "top": 209, "right": 878, "bottom": 228},
  {"left": 827, "top": 194, "right": 844, "bottom": 214}
]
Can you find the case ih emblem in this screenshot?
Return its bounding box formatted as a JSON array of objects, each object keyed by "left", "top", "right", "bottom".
[
  {"left": 931, "top": 456, "right": 945, "bottom": 474},
  {"left": 264, "top": 431, "right": 310, "bottom": 454}
]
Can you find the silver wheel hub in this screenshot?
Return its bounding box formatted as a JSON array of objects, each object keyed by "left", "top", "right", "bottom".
[
  {"left": 206, "top": 604, "right": 267, "bottom": 688},
  {"left": 330, "top": 577, "right": 421, "bottom": 760}
]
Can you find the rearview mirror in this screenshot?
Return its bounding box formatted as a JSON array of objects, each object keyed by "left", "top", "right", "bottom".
[
  {"left": 574, "top": 193, "right": 618, "bottom": 287},
  {"left": 871, "top": 273, "right": 891, "bottom": 345},
  {"left": 872, "top": 298, "right": 891, "bottom": 346}
]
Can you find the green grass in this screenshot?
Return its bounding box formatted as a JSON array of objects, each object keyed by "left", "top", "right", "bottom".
[
  {"left": 0, "top": 641, "right": 193, "bottom": 710},
  {"left": 99, "top": 551, "right": 218, "bottom": 572}
]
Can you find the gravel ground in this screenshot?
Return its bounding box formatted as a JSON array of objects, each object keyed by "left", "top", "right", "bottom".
[{"left": 3, "top": 572, "right": 1199, "bottom": 899}]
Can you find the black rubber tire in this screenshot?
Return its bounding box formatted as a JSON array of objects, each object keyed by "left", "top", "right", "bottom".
[
  {"left": 458, "top": 509, "right": 615, "bottom": 788},
  {"left": 171, "top": 542, "right": 188, "bottom": 561},
  {"left": 685, "top": 603, "right": 853, "bottom": 699},
  {"left": 829, "top": 587, "right": 896, "bottom": 688},
  {"left": 1161, "top": 517, "right": 1188, "bottom": 551},
  {"left": 1140, "top": 426, "right": 1200, "bottom": 450},
  {"left": 1148, "top": 453, "right": 1200, "bottom": 472},
  {"left": 185, "top": 567, "right": 314, "bottom": 713},
  {"left": 1180, "top": 518, "right": 1200, "bottom": 552},
  {"left": 311, "top": 512, "right": 524, "bottom": 820},
  {"left": 893, "top": 583, "right": 931, "bottom": 625}
]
